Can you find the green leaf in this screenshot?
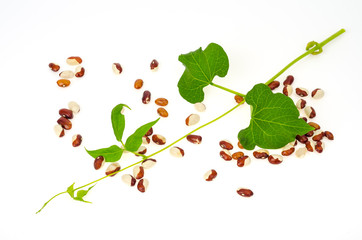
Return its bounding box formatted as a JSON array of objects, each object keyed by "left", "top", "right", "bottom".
[
  {"left": 67, "top": 182, "right": 75, "bottom": 198},
  {"left": 85, "top": 145, "right": 124, "bottom": 162},
  {"left": 177, "top": 43, "right": 229, "bottom": 103},
  {"left": 74, "top": 185, "right": 96, "bottom": 203},
  {"left": 125, "top": 118, "right": 160, "bottom": 152},
  {"left": 238, "top": 83, "right": 314, "bottom": 150},
  {"left": 111, "top": 104, "right": 131, "bottom": 142}
]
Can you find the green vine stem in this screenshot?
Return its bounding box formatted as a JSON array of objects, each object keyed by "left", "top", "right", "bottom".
[
  {"left": 209, "top": 82, "right": 246, "bottom": 97},
  {"left": 36, "top": 100, "right": 245, "bottom": 214},
  {"left": 265, "top": 28, "right": 345, "bottom": 86}
]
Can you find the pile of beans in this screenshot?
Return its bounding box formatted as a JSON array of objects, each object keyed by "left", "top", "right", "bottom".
[{"left": 49, "top": 56, "right": 85, "bottom": 88}]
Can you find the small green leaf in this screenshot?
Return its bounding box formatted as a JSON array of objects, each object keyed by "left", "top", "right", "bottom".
[
  {"left": 67, "top": 182, "right": 75, "bottom": 198},
  {"left": 111, "top": 104, "right": 131, "bottom": 142},
  {"left": 177, "top": 43, "right": 229, "bottom": 103},
  {"left": 74, "top": 185, "right": 96, "bottom": 203},
  {"left": 125, "top": 118, "right": 160, "bottom": 152},
  {"left": 238, "top": 83, "right": 314, "bottom": 150},
  {"left": 85, "top": 145, "right": 124, "bottom": 162}
]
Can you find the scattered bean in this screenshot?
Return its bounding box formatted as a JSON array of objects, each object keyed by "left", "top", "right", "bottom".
[
  {"left": 186, "top": 134, "right": 202, "bottom": 144},
  {"left": 72, "top": 134, "right": 82, "bottom": 147},
  {"left": 236, "top": 188, "right": 253, "bottom": 197},
  {"left": 150, "top": 59, "right": 159, "bottom": 71},
  {"left": 142, "top": 90, "right": 151, "bottom": 104},
  {"left": 253, "top": 149, "right": 269, "bottom": 159},
  {"left": 157, "top": 107, "right": 169, "bottom": 118},
  {"left": 137, "top": 179, "right": 149, "bottom": 192},
  {"left": 304, "top": 106, "right": 316, "bottom": 118},
  {"left": 237, "top": 156, "right": 251, "bottom": 167},
  {"left": 142, "top": 136, "right": 150, "bottom": 144},
  {"left": 105, "top": 162, "right": 121, "bottom": 176},
  {"left": 141, "top": 159, "right": 157, "bottom": 169},
  {"left": 232, "top": 151, "right": 244, "bottom": 160},
  {"left": 281, "top": 144, "right": 295, "bottom": 156},
  {"left": 283, "top": 75, "right": 294, "bottom": 85},
  {"left": 155, "top": 98, "right": 168, "bottom": 106},
  {"left": 283, "top": 85, "right": 293, "bottom": 96},
  {"left": 57, "top": 79, "right": 71, "bottom": 87},
  {"left": 296, "top": 99, "right": 306, "bottom": 109},
  {"left": 54, "top": 124, "right": 65, "bottom": 137},
  {"left": 234, "top": 95, "right": 244, "bottom": 103},
  {"left": 112, "top": 63, "right": 122, "bottom": 75},
  {"left": 237, "top": 141, "right": 244, "bottom": 149},
  {"left": 305, "top": 130, "right": 314, "bottom": 137},
  {"left": 296, "top": 134, "right": 308, "bottom": 144},
  {"left": 315, "top": 141, "right": 324, "bottom": 153},
  {"left": 57, "top": 116, "right": 72, "bottom": 130},
  {"left": 194, "top": 102, "right": 206, "bottom": 112},
  {"left": 121, "top": 174, "right": 136, "bottom": 187},
  {"left": 220, "top": 149, "right": 232, "bottom": 161},
  {"left": 268, "top": 154, "right": 283, "bottom": 164},
  {"left": 170, "top": 146, "right": 185, "bottom": 157},
  {"left": 324, "top": 131, "right": 334, "bottom": 140},
  {"left": 295, "top": 87, "right": 309, "bottom": 97},
  {"left": 136, "top": 146, "right": 147, "bottom": 155},
  {"left": 75, "top": 66, "right": 85, "bottom": 78},
  {"left": 134, "top": 79, "right": 143, "bottom": 89},
  {"left": 311, "top": 88, "right": 324, "bottom": 99},
  {"left": 133, "top": 166, "right": 144, "bottom": 179},
  {"left": 59, "top": 108, "right": 73, "bottom": 119},
  {"left": 268, "top": 80, "right": 280, "bottom": 90},
  {"left": 308, "top": 122, "right": 320, "bottom": 130},
  {"left": 49, "top": 63, "right": 60, "bottom": 72},
  {"left": 68, "top": 101, "right": 80, "bottom": 114},
  {"left": 185, "top": 114, "right": 200, "bottom": 126},
  {"left": 145, "top": 127, "right": 153, "bottom": 136},
  {"left": 59, "top": 70, "right": 74, "bottom": 79},
  {"left": 204, "top": 169, "right": 217, "bottom": 181},
  {"left": 152, "top": 134, "right": 166, "bottom": 145},
  {"left": 295, "top": 147, "right": 307, "bottom": 158},
  {"left": 312, "top": 130, "right": 324, "bottom": 141},
  {"left": 219, "top": 140, "right": 233, "bottom": 150},
  {"left": 94, "top": 156, "right": 105, "bottom": 170},
  {"left": 305, "top": 141, "right": 315, "bottom": 152},
  {"left": 66, "top": 56, "right": 82, "bottom": 65}
]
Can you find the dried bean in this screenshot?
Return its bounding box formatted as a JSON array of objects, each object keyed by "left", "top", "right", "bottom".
[
  {"left": 59, "top": 70, "right": 74, "bottom": 79},
  {"left": 283, "top": 75, "right": 294, "bottom": 85},
  {"left": 152, "top": 134, "right": 166, "bottom": 145},
  {"left": 268, "top": 80, "right": 280, "bottom": 90},
  {"left": 170, "top": 147, "right": 185, "bottom": 157},
  {"left": 308, "top": 122, "right": 320, "bottom": 130},
  {"left": 296, "top": 99, "right": 306, "bottom": 109},
  {"left": 237, "top": 156, "right": 251, "bottom": 167},
  {"left": 49, "top": 63, "right": 60, "bottom": 72},
  {"left": 133, "top": 166, "right": 144, "bottom": 179},
  {"left": 157, "top": 107, "right": 169, "bottom": 118},
  {"left": 137, "top": 179, "right": 149, "bottom": 192},
  {"left": 194, "top": 102, "right": 206, "bottom": 112},
  {"left": 72, "top": 134, "right": 82, "bottom": 147},
  {"left": 142, "top": 136, "right": 150, "bottom": 144},
  {"left": 54, "top": 124, "right": 65, "bottom": 137},
  {"left": 145, "top": 127, "right": 153, "bottom": 136},
  {"left": 68, "top": 101, "right": 80, "bottom": 114},
  {"left": 219, "top": 140, "right": 233, "bottom": 150},
  {"left": 142, "top": 90, "right": 151, "bottom": 104},
  {"left": 281, "top": 146, "right": 295, "bottom": 156},
  {"left": 220, "top": 150, "right": 232, "bottom": 161},
  {"left": 315, "top": 141, "right": 324, "bottom": 153},
  {"left": 105, "top": 162, "right": 121, "bottom": 176},
  {"left": 186, "top": 134, "right": 202, "bottom": 144},
  {"left": 136, "top": 146, "right": 147, "bottom": 155},
  {"left": 57, "top": 116, "right": 72, "bottom": 130},
  {"left": 305, "top": 141, "right": 314, "bottom": 152},
  {"left": 112, "top": 63, "right": 122, "bottom": 75},
  {"left": 236, "top": 188, "right": 253, "bottom": 197},
  {"left": 253, "top": 149, "right": 269, "bottom": 159},
  {"left": 141, "top": 159, "right": 157, "bottom": 169},
  {"left": 185, "top": 114, "right": 200, "bottom": 126},
  {"left": 311, "top": 88, "right": 324, "bottom": 99},
  {"left": 66, "top": 56, "right": 82, "bottom": 65},
  {"left": 57, "top": 79, "right": 71, "bottom": 87},
  {"left": 59, "top": 108, "right": 73, "bottom": 119},
  {"left": 155, "top": 98, "right": 168, "bottom": 106},
  {"left": 283, "top": 85, "right": 293, "bottom": 96},
  {"left": 232, "top": 151, "right": 244, "bottom": 160},
  {"left": 268, "top": 154, "right": 283, "bottom": 164},
  {"left": 295, "top": 87, "right": 309, "bottom": 97},
  {"left": 237, "top": 141, "right": 244, "bottom": 149},
  {"left": 304, "top": 106, "right": 316, "bottom": 118},
  {"left": 134, "top": 79, "right": 143, "bottom": 89},
  {"left": 150, "top": 59, "right": 159, "bottom": 70},
  {"left": 295, "top": 147, "right": 307, "bottom": 158},
  {"left": 324, "top": 131, "right": 334, "bottom": 140},
  {"left": 75, "top": 66, "right": 85, "bottom": 77},
  {"left": 234, "top": 95, "right": 244, "bottom": 103},
  {"left": 204, "top": 169, "right": 217, "bottom": 181},
  {"left": 122, "top": 174, "right": 136, "bottom": 187},
  {"left": 312, "top": 130, "right": 324, "bottom": 141},
  {"left": 296, "top": 134, "right": 308, "bottom": 144},
  {"left": 94, "top": 156, "right": 105, "bottom": 170}
]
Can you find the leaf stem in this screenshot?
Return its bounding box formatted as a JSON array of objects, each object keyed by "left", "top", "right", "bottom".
[
  {"left": 265, "top": 28, "right": 345, "bottom": 86},
  {"left": 209, "top": 82, "right": 246, "bottom": 97},
  {"left": 36, "top": 191, "right": 67, "bottom": 214}
]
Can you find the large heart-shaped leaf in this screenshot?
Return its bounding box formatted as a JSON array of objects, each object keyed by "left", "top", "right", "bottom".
[{"left": 238, "top": 83, "right": 314, "bottom": 150}]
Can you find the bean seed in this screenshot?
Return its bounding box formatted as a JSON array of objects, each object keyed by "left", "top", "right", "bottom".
[
  {"left": 75, "top": 66, "right": 85, "bottom": 77},
  {"left": 57, "top": 79, "right": 71, "bottom": 87},
  {"left": 232, "top": 151, "right": 244, "bottom": 160},
  {"left": 157, "top": 107, "right": 169, "bottom": 118},
  {"left": 72, "top": 134, "right": 82, "bottom": 147},
  {"left": 204, "top": 169, "right": 217, "bottom": 181},
  {"left": 194, "top": 102, "right": 206, "bottom": 112},
  {"left": 312, "top": 130, "right": 324, "bottom": 141},
  {"left": 152, "top": 134, "right": 166, "bottom": 145},
  {"left": 185, "top": 114, "right": 200, "bottom": 126},
  {"left": 54, "top": 124, "right": 65, "bottom": 137},
  {"left": 305, "top": 141, "right": 314, "bottom": 152},
  {"left": 68, "top": 101, "right": 80, "bottom": 114},
  {"left": 57, "top": 116, "right": 72, "bottom": 130},
  {"left": 296, "top": 134, "right": 308, "bottom": 144},
  {"left": 112, "top": 63, "right": 122, "bottom": 75},
  {"left": 142, "top": 136, "right": 150, "bottom": 144},
  {"left": 237, "top": 141, "right": 244, "bottom": 149},
  {"left": 237, "top": 156, "right": 251, "bottom": 167},
  {"left": 296, "top": 99, "right": 306, "bottom": 109},
  {"left": 49, "top": 63, "right": 60, "bottom": 72},
  {"left": 134, "top": 79, "right": 143, "bottom": 89},
  {"left": 137, "top": 179, "right": 149, "bottom": 193},
  {"left": 136, "top": 146, "right": 147, "bottom": 155},
  {"left": 121, "top": 174, "right": 136, "bottom": 187},
  {"left": 59, "top": 108, "right": 73, "bottom": 119},
  {"left": 281, "top": 145, "right": 295, "bottom": 156},
  {"left": 283, "top": 85, "right": 293, "bottom": 96},
  {"left": 142, "top": 90, "right": 151, "bottom": 104},
  {"left": 170, "top": 146, "right": 185, "bottom": 157},
  {"left": 66, "top": 56, "right": 82, "bottom": 65},
  {"left": 295, "top": 87, "right": 309, "bottom": 97},
  {"left": 133, "top": 166, "right": 145, "bottom": 179},
  {"left": 304, "top": 106, "right": 316, "bottom": 118},
  {"left": 324, "top": 131, "right": 334, "bottom": 140},
  {"left": 94, "top": 156, "right": 105, "bottom": 170},
  {"left": 234, "top": 95, "right": 244, "bottom": 103},
  {"left": 236, "top": 188, "right": 253, "bottom": 197},
  {"left": 295, "top": 147, "right": 307, "bottom": 158},
  {"left": 305, "top": 130, "right": 314, "bottom": 137},
  {"left": 145, "top": 127, "right": 153, "bottom": 136},
  {"left": 268, "top": 80, "right": 280, "bottom": 90},
  {"left": 141, "top": 159, "right": 157, "bottom": 169},
  {"left": 220, "top": 149, "right": 232, "bottom": 161},
  {"left": 105, "top": 162, "right": 121, "bottom": 176},
  {"left": 283, "top": 75, "right": 294, "bottom": 85},
  {"left": 219, "top": 140, "right": 233, "bottom": 150},
  {"left": 253, "top": 149, "right": 269, "bottom": 159},
  {"left": 155, "top": 98, "right": 168, "bottom": 106},
  {"left": 186, "top": 134, "right": 202, "bottom": 144},
  {"left": 315, "top": 141, "right": 324, "bottom": 153},
  {"left": 59, "top": 70, "right": 74, "bottom": 79},
  {"left": 311, "top": 88, "right": 324, "bottom": 99},
  {"left": 150, "top": 59, "right": 159, "bottom": 70},
  {"left": 308, "top": 122, "right": 320, "bottom": 130},
  {"left": 268, "top": 154, "right": 283, "bottom": 164}
]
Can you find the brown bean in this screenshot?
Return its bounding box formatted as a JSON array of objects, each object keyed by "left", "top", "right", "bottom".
[
  {"left": 232, "top": 151, "right": 244, "bottom": 160},
  {"left": 157, "top": 107, "right": 168, "bottom": 117},
  {"left": 155, "top": 98, "right": 168, "bottom": 106},
  {"left": 281, "top": 147, "right": 295, "bottom": 156},
  {"left": 121, "top": 174, "right": 136, "bottom": 187},
  {"left": 253, "top": 149, "right": 269, "bottom": 159},
  {"left": 308, "top": 122, "right": 320, "bottom": 130},
  {"left": 237, "top": 156, "right": 251, "bottom": 167},
  {"left": 141, "top": 159, "right": 157, "bottom": 169},
  {"left": 150, "top": 59, "right": 159, "bottom": 70},
  {"left": 105, "top": 162, "right": 121, "bottom": 176},
  {"left": 236, "top": 188, "right": 253, "bottom": 197},
  {"left": 268, "top": 81, "right": 280, "bottom": 90},
  {"left": 134, "top": 79, "right": 143, "bottom": 89},
  {"left": 57, "top": 79, "right": 71, "bottom": 87},
  {"left": 170, "top": 147, "right": 184, "bottom": 157},
  {"left": 305, "top": 130, "right": 314, "bottom": 137},
  {"left": 145, "top": 128, "right": 153, "bottom": 137},
  {"left": 296, "top": 99, "right": 306, "bottom": 110},
  {"left": 324, "top": 131, "right": 334, "bottom": 140},
  {"left": 296, "top": 135, "right": 308, "bottom": 144},
  {"left": 186, "top": 134, "right": 202, "bottom": 144},
  {"left": 66, "top": 56, "right": 82, "bottom": 65},
  {"left": 283, "top": 85, "right": 293, "bottom": 96},
  {"left": 142, "top": 136, "right": 150, "bottom": 144},
  {"left": 94, "top": 156, "right": 105, "bottom": 170},
  {"left": 75, "top": 66, "right": 85, "bottom": 78},
  {"left": 54, "top": 124, "right": 65, "bottom": 137},
  {"left": 142, "top": 90, "right": 151, "bottom": 104},
  {"left": 133, "top": 166, "right": 144, "bottom": 179},
  {"left": 219, "top": 140, "right": 233, "bottom": 150},
  {"left": 305, "top": 141, "right": 314, "bottom": 152},
  {"left": 72, "top": 134, "right": 82, "bottom": 147},
  {"left": 234, "top": 95, "right": 244, "bottom": 103},
  {"left": 311, "top": 88, "right": 324, "bottom": 99},
  {"left": 112, "top": 63, "right": 122, "bottom": 74},
  {"left": 283, "top": 75, "right": 294, "bottom": 85},
  {"left": 137, "top": 179, "right": 149, "bottom": 192},
  {"left": 204, "top": 169, "right": 217, "bottom": 181},
  {"left": 237, "top": 141, "right": 244, "bottom": 149},
  {"left": 304, "top": 106, "right": 316, "bottom": 118},
  {"left": 57, "top": 116, "right": 72, "bottom": 130},
  {"left": 312, "top": 130, "right": 324, "bottom": 141},
  {"left": 136, "top": 146, "right": 147, "bottom": 155},
  {"left": 185, "top": 114, "right": 200, "bottom": 126},
  {"left": 220, "top": 150, "right": 232, "bottom": 161},
  {"left": 268, "top": 154, "right": 283, "bottom": 164},
  {"left": 59, "top": 108, "right": 74, "bottom": 119},
  {"left": 295, "top": 87, "right": 309, "bottom": 97},
  {"left": 152, "top": 134, "right": 166, "bottom": 145},
  {"left": 315, "top": 141, "right": 324, "bottom": 153},
  {"left": 49, "top": 63, "right": 60, "bottom": 72}
]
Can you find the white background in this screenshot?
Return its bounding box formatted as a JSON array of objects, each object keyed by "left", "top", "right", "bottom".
[{"left": 1, "top": 0, "right": 362, "bottom": 239}]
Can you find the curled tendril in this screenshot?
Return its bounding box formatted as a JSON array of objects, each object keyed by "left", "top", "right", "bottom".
[{"left": 306, "top": 41, "right": 323, "bottom": 55}]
